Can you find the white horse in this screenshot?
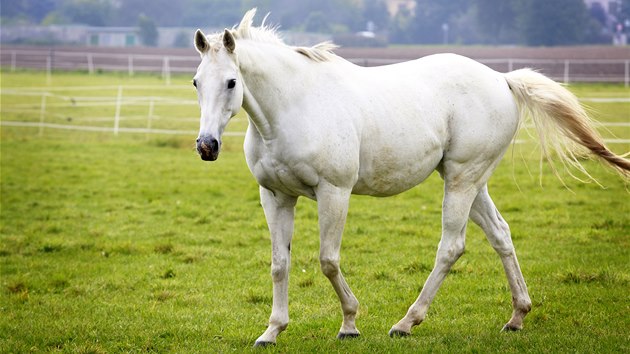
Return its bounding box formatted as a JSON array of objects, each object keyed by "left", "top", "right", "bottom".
[{"left": 192, "top": 9, "right": 629, "bottom": 347}]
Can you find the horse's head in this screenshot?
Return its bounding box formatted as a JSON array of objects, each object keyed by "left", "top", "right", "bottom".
[{"left": 193, "top": 29, "right": 243, "bottom": 161}]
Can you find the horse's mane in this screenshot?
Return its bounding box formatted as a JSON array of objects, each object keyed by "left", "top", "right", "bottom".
[{"left": 228, "top": 8, "right": 338, "bottom": 63}]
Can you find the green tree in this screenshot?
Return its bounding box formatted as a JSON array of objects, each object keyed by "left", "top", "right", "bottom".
[
  {"left": 517, "top": 0, "right": 590, "bottom": 46},
  {"left": 304, "top": 11, "right": 331, "bottom": 33},
  {"left": 41, "top": 11, "right": 69, "bottom": 25},
  {"left": 473, "top": 0, "right": 518, "bottom": 44},
  {"left": 618, "top": 0, "right": 630, "bottom": 27},
  {"left": 182, "top": 0, "right": 242, "bottom": 28},
  {"left": 61, "top": 0, "right": 113, "bottom": 26},
  {"left": 588, "top": 2, "right": 607, "bottom": 26},
  {"left": 173, "top": 31, "right": 190, "bottom": 47},
  {"left": 389, "top": 6, "right": 414, "bottom": 43},
  {"left": 0, "top": 0, "right": 58, "bottom": 24},
  {"left": 363, "top": 0, "right": 390, "bottom": 32},
  {"left": 411, "top": 0, "right": 469, "bottom": 44},
  {"left": 246, "top": 0, "right": 363, "bottom": 32},
  {"left": 137, "top": 14, "right": 158, "bottom": 46},
  {"left": 113, "top": 0, "right": 184, "bottom": 27}
]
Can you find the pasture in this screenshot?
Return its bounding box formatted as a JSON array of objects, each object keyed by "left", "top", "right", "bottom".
[{"left": 1, "top": 70, "right": 629, "bottom": 352}]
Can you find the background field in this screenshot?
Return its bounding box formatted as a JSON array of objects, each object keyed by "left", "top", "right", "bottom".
[{"left": 1, "top": 70, "right": 629, "bottom": 353}]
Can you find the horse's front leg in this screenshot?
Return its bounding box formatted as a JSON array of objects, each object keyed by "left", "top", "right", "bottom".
[
  {"left": 254, "top": 187, "right": 297, "bottom": 347},
  {"left": 316, "top": 181, "right": 360, "bottom": 339}
]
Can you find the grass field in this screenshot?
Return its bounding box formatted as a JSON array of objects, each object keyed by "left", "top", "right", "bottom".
[{"left": 1, "top": 70, "right": 629, "bottom": 353}]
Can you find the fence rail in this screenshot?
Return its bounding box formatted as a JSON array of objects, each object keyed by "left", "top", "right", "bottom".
[
  {"left": 1, "top": 84, "right": 628, "bottom": 143},
  {"left": 1, "top": 48, "right": 629, "bottom": 86}
]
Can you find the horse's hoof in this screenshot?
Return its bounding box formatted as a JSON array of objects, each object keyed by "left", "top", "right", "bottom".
[
  {"left": 389, "top": 329, "right": 410, "bottom": 337},
  {"left": 337, "top": 332, "right": 360, "bottom": 340},
  {"left": 501, "top": 324, "right": 521, "bottom": 332},
  {"left": 253, "top": 341, "right": 276, "bottom": 348}
]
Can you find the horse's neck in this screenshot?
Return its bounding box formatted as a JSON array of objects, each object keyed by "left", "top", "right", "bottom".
[
  {"left": 242, "top": 82, "right": 273, "bottom": 139},
  {"left": 237, "top": 41, "right": 312, "bottom": 140}
]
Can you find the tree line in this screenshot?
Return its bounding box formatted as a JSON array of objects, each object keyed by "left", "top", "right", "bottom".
[
  {"left": 2, "top": 0, "right": 629, "bottom": 46},
  {"left": 396, "top": 0, "right": 630, "bottom": 46}
]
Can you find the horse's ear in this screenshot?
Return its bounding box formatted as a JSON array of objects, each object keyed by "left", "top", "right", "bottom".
[
  {"left": 194, "top": 29, "right": 210, "bottom": 54},
  {"left": 223, "top": 29, "right": 236, "bottom": 53}
]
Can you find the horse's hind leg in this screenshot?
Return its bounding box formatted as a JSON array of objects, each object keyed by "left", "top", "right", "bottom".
[
  {"left": 389, "top": 179, "right": 479, "bottom": 336},
  {"left": 469, "top": 185, "right": 532, "bottom": 331}
]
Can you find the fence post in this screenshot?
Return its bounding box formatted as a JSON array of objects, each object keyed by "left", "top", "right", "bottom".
[
  {"left": 114, "top": 86, "right": 123, "bottom": 136},
  {"left": 46, "top": 54, "right": 52, "bottom": 85},
  {"left": 625, "top": 60, "right": 629, "bottom": 88},
  {"left": 38, "top": 93, "right": 47, "bottom": 137},
  {"left": 146, "top": 99, "right": 155, "bottom": 140},
  {"left": 508, "top": 59, "right": 513, "bottom": 72},
  {"left": 563, "top": 60, "right": 570, "bottom": 84},
  {"left": 128, "top": 55, "right": 134, "bottom": 76},
  {"left": 162, "top": 57, "right": 171, "bottom": 85},
  {"left": 87, "top": 53, "right": 94, "bottom": 74}
]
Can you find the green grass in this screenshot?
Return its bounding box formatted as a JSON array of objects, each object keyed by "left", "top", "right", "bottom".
[{"left": 1, "top": 71, "right": 629, "bottom": 353}]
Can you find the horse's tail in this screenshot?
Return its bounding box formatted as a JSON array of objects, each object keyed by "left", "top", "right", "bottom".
[{"left": 504, "top": 68, "right": 630, "bottom": 180}]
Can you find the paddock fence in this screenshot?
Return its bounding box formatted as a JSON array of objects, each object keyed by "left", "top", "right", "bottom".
[
  {"left": 1, "top": 83, "right": 628, "bottom": 144},
  {"left": 1, "top": 48, "right": 630, "bottom": 86}
]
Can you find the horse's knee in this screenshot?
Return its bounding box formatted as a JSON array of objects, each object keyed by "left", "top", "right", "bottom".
[
  {"left": 320, "top": 257, "right": 339, "bottom": 278},
  {"left": 271, "top": 258, "right": 289, "bottom": 282}
]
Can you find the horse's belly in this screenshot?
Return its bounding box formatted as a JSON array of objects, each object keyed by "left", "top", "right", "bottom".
[{"left": 352, "top": 145, "right": 443, "bottom": 197}]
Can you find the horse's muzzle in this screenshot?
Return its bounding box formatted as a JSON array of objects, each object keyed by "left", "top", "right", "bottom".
[{"left": 196, "top": 136, "right": 220, "bottom": 161}]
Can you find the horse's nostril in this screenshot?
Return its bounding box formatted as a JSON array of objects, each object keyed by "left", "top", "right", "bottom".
[{"left": 210, "top": 139, "right": 219, "bottom": 152}]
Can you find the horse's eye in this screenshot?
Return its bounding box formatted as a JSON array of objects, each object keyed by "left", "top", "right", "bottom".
[
  {"left": 227, "top": 79, "right": 236, "bottom": 89},
  {"left": 192, "top": 79, "right": 197, "bottom": 88}
]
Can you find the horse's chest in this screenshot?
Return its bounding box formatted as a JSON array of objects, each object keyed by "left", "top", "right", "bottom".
[{"left": 252, "top": 155, "right": 318, "bottom": 199}]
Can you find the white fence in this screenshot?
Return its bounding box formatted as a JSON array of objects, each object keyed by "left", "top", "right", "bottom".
[
  {"left": 1, "top": 49, "right": 198, "bottom": 85},
  {"left": 1, "top": 84, "right": 628, "bottom": 143},
  {"left": 2, "top": 48, "right": 630, "bottom": 86},
  {"left": 1, "top": 85, "right": 202, "bottom": 136}
]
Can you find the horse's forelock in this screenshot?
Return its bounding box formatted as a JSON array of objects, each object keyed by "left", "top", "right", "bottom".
[{"left": 201, "top": 34, "right": 223, "bottom": 56}]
